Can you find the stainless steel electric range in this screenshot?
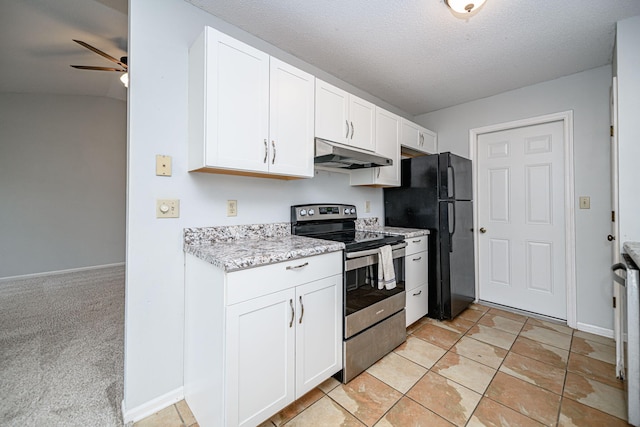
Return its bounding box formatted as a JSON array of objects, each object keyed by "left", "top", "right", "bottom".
[{"left": 291, "top": 203, "right": 407, "bottom": 382}]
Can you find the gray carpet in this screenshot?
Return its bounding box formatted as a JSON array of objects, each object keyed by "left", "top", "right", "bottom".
[{"left": 0, "top": 265, "right": 125, "bottom": 426}]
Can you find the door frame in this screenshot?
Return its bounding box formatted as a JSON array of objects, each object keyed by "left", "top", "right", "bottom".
[{"left": 469, "top": 111, "right": 577, "bottom": 328}]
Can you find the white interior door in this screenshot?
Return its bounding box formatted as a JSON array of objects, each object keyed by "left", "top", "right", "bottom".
[{"left": 477, "top": 121, "right": 566, "bottom": 319}]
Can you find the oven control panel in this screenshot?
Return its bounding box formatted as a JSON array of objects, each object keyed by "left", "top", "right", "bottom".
[{"left": 291, "top": 204, "right": 357, "bottom": 222}]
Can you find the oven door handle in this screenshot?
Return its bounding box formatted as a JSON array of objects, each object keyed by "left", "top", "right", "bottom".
[{"left": 345, "top": 242, "right": 407, "bottom": 259}]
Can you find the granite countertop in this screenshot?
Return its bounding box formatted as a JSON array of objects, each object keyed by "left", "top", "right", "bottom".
[
  {"left": 184, "top": 224, "right": 344, "bottom": 272},
  {"left": 355, "top": 217, "right": 430, "bottom": 239},
  {"left": 624, "top": 242, "right": 640, "bottom": 268}
]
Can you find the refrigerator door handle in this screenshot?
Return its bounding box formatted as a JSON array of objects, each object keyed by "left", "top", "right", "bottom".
[
  {"left": 448, "top": 201, "right": 456, "bottom": 252},
  {"left": 448, "top": 160, "right": 456, "bottom": 199}
]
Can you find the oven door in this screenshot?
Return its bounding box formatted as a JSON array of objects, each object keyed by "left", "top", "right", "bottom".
[{"left": 344, "top": 243, "right": 406, "bottom": 338}]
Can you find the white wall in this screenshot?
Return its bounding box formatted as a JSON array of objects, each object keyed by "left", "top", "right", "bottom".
[
  {"left": 416, "top": 66, "right": 613, "bottom": 333},
  {"left": 125, "top": 0, "right": 388, "bottom": 415},
  {"left": 616, "top": 16, "right": 640, "bottom": 248},
  {"left": 0, "top": 93, "right": 126, "bottom": 278}
]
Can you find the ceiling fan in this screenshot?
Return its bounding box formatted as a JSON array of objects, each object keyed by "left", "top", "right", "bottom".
[{"left": 70, "top": 39, "right": 128, "bottom": 86}]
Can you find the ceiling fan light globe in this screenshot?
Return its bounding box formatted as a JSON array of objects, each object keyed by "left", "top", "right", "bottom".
[{"left": 446, "top": 0, "right": 486, "bottom": 14}]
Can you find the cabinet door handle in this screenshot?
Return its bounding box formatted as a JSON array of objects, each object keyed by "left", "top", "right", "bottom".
[
  {"left": 419, "top": 133, "right": 424, "bottom": 146},
  {"left": 263, "top": 139, "right": 268, "bottom": 163},
  {"left": 272, "top": 140, "right": 276, "bottom": 165},
  {"left": 345, "top": 120, "right": 350, "bottom": 138},
  {"left": 289, "top": 299, "right": 294, "bottom": 328},
  {"left": 413, "top": 290, "right": 422, "bottom": 296},
  {"left": 350, "top": 121, "right": 354, "bottom": 139},
  {"left": 299, "top": 296, "right": 304, "bottom": 324},
  {"left": 286, "top": 262, "right": 309, "bottom": 270},
  {"left": 412, "top": 239, "right": 422, "bottom": 243},
  {"left": 377, "top": 168, "right": 381, "bottom": 178},
  {"left": 412, "top": 256, "right": 422, "bottom": 261}
]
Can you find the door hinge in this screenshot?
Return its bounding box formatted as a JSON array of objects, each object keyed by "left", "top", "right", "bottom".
[
  {"left": 611, "top": 125, "right": 615, "bottom": 137},
  {"left": 613, "top": 296, "right": 617, "bottom": 308},
  {"left": 612, "top": 211, "right": 616, "bottom": 222}
]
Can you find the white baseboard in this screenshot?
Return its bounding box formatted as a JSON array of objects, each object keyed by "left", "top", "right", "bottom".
[
  {"left": 122, "top": 386, "right": 184, "bottom": 425},
  {"left": 576, "top": 322, "right": 614, "bottom": 339},
  {"left": 0, "top": 262, "right": 125, "bottom": 282}
]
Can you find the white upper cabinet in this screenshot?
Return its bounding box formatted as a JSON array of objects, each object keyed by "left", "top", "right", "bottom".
[
  {"left": 315, "top": 79, "right": 376, "bottom": 152},
  {"left": 189, "top": 26, "right": 314, "bottom": 179},
  {"left": 401, "top": 119, "right": 438, "bottom": 155},
  {"left": 350, "top": 107, "right": 401, "bottom": 187}
]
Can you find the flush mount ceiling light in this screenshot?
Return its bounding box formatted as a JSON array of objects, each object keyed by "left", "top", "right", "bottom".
[{"left": 445, "top": 0, "right": 487, "bottom": 14}]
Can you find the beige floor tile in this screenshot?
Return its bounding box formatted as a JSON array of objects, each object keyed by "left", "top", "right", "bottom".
[
  {"left": 328, "top": 372, "right": 402, "bottom": 426},
  {"left": 407, "top": 316, "right": 430, "bottom": 335},
  {"left": 269, "top": 388, "right": 324, "bottom": 426},
  {"left": 468, "top": 303, "right": 491, "bottom": 313},
  {"left": 465, "top": 324, "right": 517, "bottom": 350},
  {"left": 176, "top": 400, "right": 197, "bottom": 426},
  {"left": 563, "top": 372, "right": 627, "bottom": 420},
  {"left": 510, "top": 336, "right": 569, "bottom": 369},
  {"left": 499, "top": 352, "right": 566, "bottom": 394},
  {"left": 406, "top": 371, "right": 482, "bottom": 427},
  {"left": 487, "top": 307, "right": 528, "bottom": 322},
  {"left": 520, "top": 324, "right": 572, "bottom": 350},
  {"left": 486, "top": 372, "right": 561, "bottom": 426},
  {"left": 558, "top": 396, "right": 630, "bottom": 427},
  {"left": 134, "top": 405, "right": 184, "bottom": 427},
  {"left": 567, "top": 352, "right": 623, "bottom": 390},
  {"left": 478, "top": 312, "right": 526, "bottom": 335},
  {"left": 467, "top": 397, "right": 545, "bottom": 427},
  {"left": 571, "top": 337, "right": 616, "bottom": 364},
  {"left": 525, "top": 317, "right": 573, "bottom": 336},
  {"left": 393, "top": 335, "right": 447, "bottom": 369},
  {"left": 374, "top": 396, "right": 455, "bottom": 427},
  {"left": 431, "top": 352, "right": 496, "bottom": 394},
  {"left": 284, "top": 396, "right": 365, "bottom": 426},
  {"left": 573, "top": 330, "right": 615, "bottom": 347},
  {"left": 317, "top": 376, "right": 341, "bottom": 394},
  {"left": 426, "top": 316, "right": 476, "bottom": 334},
  {"left": 458, "top": 308, "right": 485, "bottom": 323},
  {"left": 366, "top": 351, "right": 427, "bottom": 393},
  {"left": 412, "top": 323, "right": 462, "bottom": 350},
  {"left": 450, "top": 336, "right": 508, "bottom": 369}
]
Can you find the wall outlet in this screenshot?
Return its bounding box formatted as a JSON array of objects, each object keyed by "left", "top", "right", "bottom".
[
  {"left": 579, "top": 196, "right": 590, "bottom": 209},
  {"left": 365, "top": 201, "right": 371, "bottom": 213},
  {"left": 156, "top": 199, "right": 179, "bottom": 218},
  {"left": 227, "top": 200, "right": 238, "bottom": 217},
  {"left": 156, "top": 155, "right": 172, "bottom": 176}
]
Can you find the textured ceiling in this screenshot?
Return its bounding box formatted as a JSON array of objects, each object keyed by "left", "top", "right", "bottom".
[
  {"left": 186, "top": 0, "right": 640, "bottom": 115},
  {"left": 0, "top": 0, "right": 128, "bottom": 101}
]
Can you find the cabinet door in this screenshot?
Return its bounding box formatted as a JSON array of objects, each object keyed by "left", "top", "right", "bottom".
[
  {"left": 206, "top": 28, "right": 270, "bottom": 172},
  {"left": 349, "top": 96, "right": 376, "bottom": 152},
  {"left": 226, "top": 288, "right": 296, "bottom": 427},
  {"left": 295, "top": 274, "right": 343, "bottom": 397},
  {"left": 406, "top": 284, "right": 428, "bottom": 327},
  {"left": 269, "top": 58, "right": 315, "bottom": 178},
  {"left": 315, "top": 79, "right": 349, "bottom": 145},
  {"left": 420, "top": 128, "right": 438, "bottom": 154},
  {"left": 401, "top": 119, "right": 421, "bottom": 151}
]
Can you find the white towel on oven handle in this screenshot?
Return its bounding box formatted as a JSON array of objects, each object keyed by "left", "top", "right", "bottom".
[{"left": 378, "top": 245, "right": 396, "bottom": 290}]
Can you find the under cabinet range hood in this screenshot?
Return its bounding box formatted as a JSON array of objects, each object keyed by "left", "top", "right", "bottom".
[{"left": 314, "top": 138, "right": 393, "bottom": 169}]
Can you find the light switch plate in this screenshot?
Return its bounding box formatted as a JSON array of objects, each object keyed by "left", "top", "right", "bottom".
[
  {"left": 227, "top": 200, "right": 237, "bottom": 217},
  {"left": 156, "top": 155, "right": 172, "bottom": 176},
  {"left": 365, "top": 201, "right": 371, "bottom": 213},
  {"left": 157, "top": 199, "right": 180, "bottom": 218},
  {"left": 579, "top": 196, "right": 590, "bottom": 209}
]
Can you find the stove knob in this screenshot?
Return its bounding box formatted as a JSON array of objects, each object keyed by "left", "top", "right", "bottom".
[
  {"left": 343, "top": 208, "right": 349, "bottom": 215},
  {"left": 308, "top": 209, "right": 315, "bottom": 216},
  {"left": 350, "top": 208, "right": 356, "bottom": 214},
  {"left": 299, "top": 209, "right": 307, "bottom": 216}
]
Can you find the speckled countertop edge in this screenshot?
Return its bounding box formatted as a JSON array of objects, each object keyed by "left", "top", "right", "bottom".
[
  {"left": 356, "top": 217, "right": 430, "bottom": 239},
  {"left": 624, "top": 242, "right": 640, "bottom": 268}
]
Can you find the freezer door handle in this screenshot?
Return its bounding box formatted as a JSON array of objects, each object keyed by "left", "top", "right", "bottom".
[{"left": 448, "top": 154, "right": 456, "bottom": 199}]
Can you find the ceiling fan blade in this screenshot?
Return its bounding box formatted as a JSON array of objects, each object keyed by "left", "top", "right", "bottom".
[
  {"left": 70, "top": 65, "right": 126, "bottom": 72},
  {"left": 73, "top": 39, "right": 128, "bottom": 69}
]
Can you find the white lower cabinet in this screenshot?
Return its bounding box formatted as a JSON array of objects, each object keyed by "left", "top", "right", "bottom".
[
  {"left": 404, "top": 235, "right": 429, "bottom": 326},
  {"left": 184, "top": 251, "right": 342, "bottom": 427}
]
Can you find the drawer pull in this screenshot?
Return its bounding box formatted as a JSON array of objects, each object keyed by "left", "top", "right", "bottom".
[
  {"left": 289, "top": 299, "right": 294, "bottom": 328},
  {"left": 412, "top": 239, "right": 422, "bottom": 243},
  {"left": 412, "top": 256, "right": 422, "bottom": 261},
  {"left": 286, "top": 262, "right": 309, "bottom": 270},
  {"left": 413, "top": 290, "right": 422, "bottom": 296}
]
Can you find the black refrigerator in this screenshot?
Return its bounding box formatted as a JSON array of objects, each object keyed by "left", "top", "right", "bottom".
[{"left": 384, "top": 152, "right": 475, "bottom": 320}]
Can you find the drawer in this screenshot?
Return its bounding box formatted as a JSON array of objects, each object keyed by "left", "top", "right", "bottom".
[
  {"left": 405, "top": 251, "right": 428, "bottom": 289},
  {"left": 405, "top": 284, "right": 428, "bottom": 327},
  {"left": 226, "top": 251, "right": 342, "bottom": 305},
  {"left": 405, "top": 236, "right": 428, "bottom": 255}
]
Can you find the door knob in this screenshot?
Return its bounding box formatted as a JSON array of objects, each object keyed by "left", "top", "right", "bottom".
[
  {"left": 479, "top": 227, "right": 487, "bottom": 234},
  {"left": 608, "top": 234, "right": 615, "bottom": 241}
]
